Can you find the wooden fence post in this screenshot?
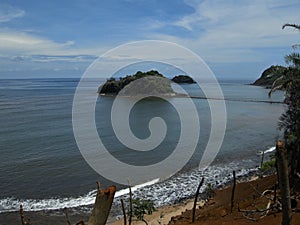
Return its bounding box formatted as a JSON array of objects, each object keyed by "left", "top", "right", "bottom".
[
  {"left": 87, "top": 184, "right": 116, "bottom": 225},
  {"left": 276, "top": 140, "right": 292, "bottom": 225},
  {"left": 230, "top": 171, "right": 236, "bottom": 213}
]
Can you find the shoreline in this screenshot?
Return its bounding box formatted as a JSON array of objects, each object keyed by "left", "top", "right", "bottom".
[
  {"left": 0, "top": 169, "right": 272, "bottom": 225},
  {"left": 99, "top": 92, "right": 284, "bottom": 104},
  {"left": 106, "top": 171, "right": 268, "bottom": 225}
]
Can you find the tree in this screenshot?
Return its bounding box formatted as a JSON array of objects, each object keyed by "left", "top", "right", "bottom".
[
  {"left": 98, "top": 70, "right": 173, "bottom": 95},
  {"left": 131, "top": 198, "right": 156, "bottom": 225},
  {"left": 270, "top": 23, "right": 300, "bottom": 189}
]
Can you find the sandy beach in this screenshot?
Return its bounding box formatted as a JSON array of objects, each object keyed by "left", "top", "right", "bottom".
[{"left": 109, "top": 198, "right": 202, "bottom": 225}]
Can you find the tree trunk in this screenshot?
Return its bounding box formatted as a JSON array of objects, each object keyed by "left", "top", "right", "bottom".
[
  {"left": 87, "top": 185, "right": 116, "bottom": 225},
  {"left": 276, "top": 141, "right": 292, "bottom": 225}
]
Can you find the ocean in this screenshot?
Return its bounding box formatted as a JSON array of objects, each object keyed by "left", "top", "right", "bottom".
[{"left": 0, "top": 78, "right": 284, "bottom": 215}]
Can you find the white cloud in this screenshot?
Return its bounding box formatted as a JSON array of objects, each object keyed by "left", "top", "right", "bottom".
[
  {"left": 1, "top": 0, "right": 299, "bottom": 78},
  {"left": 151, "top": 0, "right": 300, "bottom": 63},
  {"left": 0, "top": 4, "right": 25, "bottom": 22},
  {"left": 0, "top": 30, "right": 109, "bottom": 62},
  {"left": 0, "top": 31, "right": 74, "bottom": 55}
]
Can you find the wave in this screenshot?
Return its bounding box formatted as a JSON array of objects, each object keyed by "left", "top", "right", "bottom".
[
  {"left": 0, "top": 190, "right": 96, "bottom": 213},
  {"left": 0, "top": 178, "right": 160, "bottom": 213},
  {"left": 115, "top": 178, "right": 160, "bottom": 198},
  {"left": 257, "top": 146, "right": 276, "bottom": 155}
]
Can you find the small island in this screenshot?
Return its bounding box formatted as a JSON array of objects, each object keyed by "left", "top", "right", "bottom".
[
  {"left": 98, "top": 70, "right": 196, "bottom": 96},
  {"left": 252, "top": 65, "right": 286, "bottom": 88},
  {"left": 98, "top": 70, "right": 175, "bottom": 96},
  {"left": 171, "top": 75, "right": 196, "bottom": 84}
]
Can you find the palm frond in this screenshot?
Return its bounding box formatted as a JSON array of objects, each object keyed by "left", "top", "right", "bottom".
[
  {"left": 282, "top": 23, "right": 300, "bottom": 30},
  {"left": 278, "top": 113, "right": 290, "bottom": 130},
  {"left": 285, "top": 52, "right": 300, "bottom": 66},
  {"left": 268, "top": 75, "right": 285, "bottom": 97}
]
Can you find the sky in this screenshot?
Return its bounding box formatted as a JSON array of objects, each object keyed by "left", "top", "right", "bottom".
[{"left": 0, "top": 0, "right": 300, "bottom": 80}]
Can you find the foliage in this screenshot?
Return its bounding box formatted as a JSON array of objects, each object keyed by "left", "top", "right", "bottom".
[
  {"left": 252, "top": 65, "right": 287, "bottom": 88},
  {"left": 98, "top": 70, "right": 174, "bottom": 95},
  {"left": 171, "top": 75, "right": 196, "bottom": 84},
  {"left": 270, "top": 23, "right": 300, "bottom": 188},
  {"left": 204, "top": 183, "right": 215, "bottom": 198},
  {"left": 261, "top": 159, "right": 276, "bottom": 172},
  {"left": 129, "top": 198, "right": 156, "bottom": 225}
]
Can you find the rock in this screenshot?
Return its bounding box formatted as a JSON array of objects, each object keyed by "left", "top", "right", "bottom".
[{"left": 171, "top": 75, "right": 196, "bottom": 84}]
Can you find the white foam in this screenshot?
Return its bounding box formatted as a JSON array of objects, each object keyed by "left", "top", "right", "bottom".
[
  {"left": 0, "top": 189, "right": 97, "bottom": 213},
  {"left": 257, "top": 146, "right": 276, "bottom": 155},
  {"left": 115, "top": 178, "right": 160, "bottom": 198},
  {"left": 0, "top": 178, "right": 160, "bottom": 213},
  {"left": 264, "top": 146, "right": 276, "bottom": 154}
]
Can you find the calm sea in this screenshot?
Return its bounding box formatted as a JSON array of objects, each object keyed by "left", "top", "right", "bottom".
[{"left": 0, "top": 78, "right": 284, "bottom": 213}]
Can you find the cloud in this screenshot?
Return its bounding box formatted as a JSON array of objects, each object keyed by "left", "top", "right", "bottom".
[
  {"left": 0, "top": 30, "right": 108, "bottom": 59},
  {"left": 149, "top": 0, "right": 300, "bottom": 63},
  {"left": 1, "top": 0, "right": 299, "bottom": 78},
  {"left": 0, "top": 4, "right": 25, "bottom": 22},
  {"left": 0, "top": 30, "right": 102, "bottom": 76},
  {"left": 0, "top": 31, "right": 74, "bottom": 55},
  {"left": 9, "top": 54, "right": 97, "bottom": 63}
]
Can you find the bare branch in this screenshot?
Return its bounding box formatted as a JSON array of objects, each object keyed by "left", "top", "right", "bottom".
[
  {"left": 269, "top": 75, "right": 285, "bottom": 97},
  {"left": 242, "top": 213, "right": 258, "bottom": 221},
  {"left": 192, "top": 177, "right": 205, "bottom": 223},
  {"left": 127, "top": 179, "right": 133, "bottom": 225},
  {"left": 120, "top": 198, "right": 127, "bottom": 225}
]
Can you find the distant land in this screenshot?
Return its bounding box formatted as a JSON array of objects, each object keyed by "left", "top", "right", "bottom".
[
  {"left": 252, "top": 65, "right": 286, "bottom": 88},
  {"left": 98, "top": 70, "right": 195, "bottom": 95},
  {"left": 171, "top": 75, "right": 196, "bottom": 84}
]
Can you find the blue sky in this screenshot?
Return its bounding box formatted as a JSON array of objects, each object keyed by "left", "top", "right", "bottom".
[{"left": 0, "top": 0, "right": 300, "bottom": 80}]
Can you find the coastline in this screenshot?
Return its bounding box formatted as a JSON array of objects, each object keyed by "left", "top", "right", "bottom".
[
  {"left": 99, "top": 92, "right": 284, "bottom": 104},
  {"left": 0, "top": 197, "right": 198, "bottom": 225},
  {"left": 0, "top": 169, "right": 278, "bottom": 225}
]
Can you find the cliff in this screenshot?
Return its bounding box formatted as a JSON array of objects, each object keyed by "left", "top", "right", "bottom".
[{"left": 252, "top": 65, "right": 286, "bottom": 88}]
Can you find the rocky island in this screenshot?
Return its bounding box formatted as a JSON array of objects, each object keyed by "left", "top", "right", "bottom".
[
  {"left": 98, "top": 70, "right": 195, "bottom": 96},
  {"left": 171, "top": 75, "right": 196, "bottom": 84}
]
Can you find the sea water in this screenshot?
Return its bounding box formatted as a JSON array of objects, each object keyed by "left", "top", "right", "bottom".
[{"left": 0, "top": 78, "right": 284, "bottom": 213}]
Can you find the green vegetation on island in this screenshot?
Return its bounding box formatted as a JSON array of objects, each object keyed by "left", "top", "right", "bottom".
[
  {"left": 252, "top": 65, "right": 287, "bottom": 88},
  {"left": 171, "top": 75, "right": 196, "bottom": 84},
  {"left": 98, "top": 70, "right": 174, "bottom": 95},
  {"left": 98, "top": 70, "right": 195, "bottom": 96}
]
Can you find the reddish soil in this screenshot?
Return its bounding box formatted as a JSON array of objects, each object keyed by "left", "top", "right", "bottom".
[{"left": 168, "top": 175, "right": 300, "bottom": 225}]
